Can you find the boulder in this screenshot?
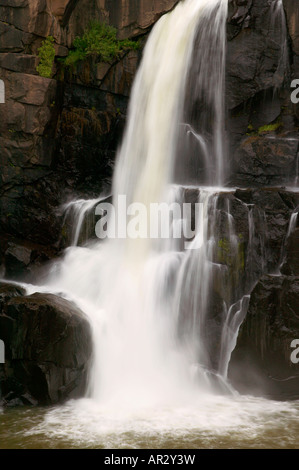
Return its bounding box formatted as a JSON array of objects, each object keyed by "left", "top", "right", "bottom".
[{"left": 0, "top": 283, "right": 92, "bottom": 406}]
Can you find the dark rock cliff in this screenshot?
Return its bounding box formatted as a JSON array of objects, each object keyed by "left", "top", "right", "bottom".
[
  {"left": 227, "top": 0, "right": 299, "bottom": 187},
  {"left": 226, "top": 0, "right": 299, "bottom": 398}
]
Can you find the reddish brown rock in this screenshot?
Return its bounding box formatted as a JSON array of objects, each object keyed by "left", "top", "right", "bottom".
[
  {"left": 0, "top": 53, "right": 38, "bottom": 74},
  {"left": 49, "top": 0, "right": 70, "bottom": 20},
  {"left": 0, "top": 0, "right": 64, "bottom": 44},
  {"left": 0, "top": 22, "right": 32, "bottom": 53},
  {"left": 7, "top": 72, "right": 56, "bottom": 106},
  {"left": 101, "top": 50, "right": 139, "bottom": 96},
  {"left": 65, "top": 0, "right": 179, "bottom": 45}
]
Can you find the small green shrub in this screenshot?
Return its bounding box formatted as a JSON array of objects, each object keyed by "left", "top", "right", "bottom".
[
  {"left": 63, "top": 22, "right": 139, "bottom": 69},
  {"left": 36, "top": 36, "right": 56, "bottom": 78}
]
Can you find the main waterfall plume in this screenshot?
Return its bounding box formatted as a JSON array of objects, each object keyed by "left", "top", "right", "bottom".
[
  {"left": 11, "top": 0, "right": 234, "bottom": 415},
  {"left": 40, "top": 0, "right": 230, "bottom": 405}
]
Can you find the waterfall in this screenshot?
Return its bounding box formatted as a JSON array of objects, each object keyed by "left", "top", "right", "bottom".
[
  {"left": 62, "top": 197, "right": 107, "bottom": 246},
  {"left": 113, "top": 0, "right": 228, "bottom": 204},
  {"left": 271, "top": 0, "right": 290, "bottom": 88},
  {"left": 40, "top": 0, "right": 230, "bottom": 405},
  {"left": 175, "top": 1, "right": 227, "bottom": 186},
  {"left": 287, "top": 212, "right": 298, "bottom": 238},
  {"left": 4, "top": 0, "right": 299, "bottom": 451}
]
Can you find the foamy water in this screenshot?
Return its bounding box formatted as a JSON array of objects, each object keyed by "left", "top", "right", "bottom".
[{"left": 1, "top": 395, "right": 298, "bottom": 449}]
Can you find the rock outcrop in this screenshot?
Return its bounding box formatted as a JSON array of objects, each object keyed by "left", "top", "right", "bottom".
[
  {"left": 229, "top": 275, "right": 299, "bottom": 400},
  {"left": 0, "top": 282, "right": 92, "bottom": 406},
  {"left": 227, "top": 0, "right": 299, "bottom": 186},
  {"left": 225, "top": 1, "right": 299, "bottom": 399},
  {"left": 233, "top": 135, "right": 299, "bottom": 187}
]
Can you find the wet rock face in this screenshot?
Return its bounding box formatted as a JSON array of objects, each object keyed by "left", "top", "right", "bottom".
[
  {"left": 181, "top": 186, "right": 299, "bottom": 377},
  {"left": 233, "top": 135, "right": 299, "bottom": 187},
  {"left": 283, "top": 0, "right": 299, "bottom": 120},
  {"left": 281, "top": 227, "right": 299, "bottom": 276},
  {"left": 227, "top": 0, "right": 285, "bottom": 110},
  {"left": 0, "top": 283, "right": 92, "bottom": 406},
  {"left": 227, "top": 0, "right": 299, "bottom": 183},
  {"left": 228, "top": 275, "right": 299, "bottom": 400},
  {"left": 225, "top": 1, "right": 299, "bottom": 398}
]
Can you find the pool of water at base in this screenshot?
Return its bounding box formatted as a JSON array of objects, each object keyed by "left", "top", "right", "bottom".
[{"left": 1, "top": 394, "right": 299, "bottom": 449}]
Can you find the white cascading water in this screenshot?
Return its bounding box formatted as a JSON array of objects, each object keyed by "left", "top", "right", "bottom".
[
  {"left": 39, "top": 0, "right": 230, "bottom": 406},
  {"left": 271, "top": 0, "right": 290, "bottom": 88},
  {"left": 62, "top": 197, "right": 105, "bottom": 246},
  {"left": 18, "top": 0, "right": 299, "bottom": 446}
]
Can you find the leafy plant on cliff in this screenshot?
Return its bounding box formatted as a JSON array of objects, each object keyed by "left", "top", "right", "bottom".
[
  {"left": 36, "top": 36, "right": 56, "bottom": 78},
  {"left": 63, "top": 22, "right": 139, "bottom": 69}
]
